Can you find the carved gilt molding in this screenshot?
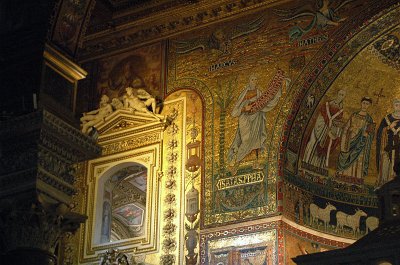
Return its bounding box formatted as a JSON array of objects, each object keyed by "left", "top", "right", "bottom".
[
  {"left": 77, "top": 111, "right": 168, "bottom": 263},
  {"left": 79, "top": 0, "right": 286, "bottom": 60}
]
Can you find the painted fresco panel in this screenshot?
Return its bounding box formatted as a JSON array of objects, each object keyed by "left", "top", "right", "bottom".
[
  {"left": 52, "top": 0, "right": 94, "bottom": 55},
  {"left": 96, "top": 43, "right": 164, "bottom": 103},
  {"left": 114, "top": 204, "right": 144, "bottom": 227}
]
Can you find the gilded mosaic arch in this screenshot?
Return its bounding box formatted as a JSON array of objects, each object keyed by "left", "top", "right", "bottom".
[
  {"left": 282, "top": 3, "right": 400, "bottom": 162},
  {"left": 276, "top": 1, "right": 400, "bottom": 239}
]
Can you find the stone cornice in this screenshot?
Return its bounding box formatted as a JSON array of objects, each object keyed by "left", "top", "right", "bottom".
[
  {"left": 106, "top": 0, "right": 184, "bottom": 13},
  {"left": 43, "top": 44, "right": 87, "bottom": 82},
  {"left": 79, "top": 0, "right": 288, "bottom": 61},
  {"left": 0, "top": 109, "right": 101, "bottom": 162},
  {"left": 41, "top": 109, "right": 102, "bottom": 161},
  {"left": 89, "top": 0, "right": 193, "bottom": 29},
  {"left": 0, "top": 109, "right": 101, "bottom": 204}
]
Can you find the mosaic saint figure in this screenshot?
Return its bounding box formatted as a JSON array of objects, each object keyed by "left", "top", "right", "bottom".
[
  {"left": 376, "top": 99, "right": 400, "bottom": 187},
  {"left": 337, "top": 97, "right": 374, "bottom": 179},
  {"left": 228, "top": 74, "right": 282, "bottom": 170},
  {"left": 303, "top": 89, "right": 345, "bottom": 168}
]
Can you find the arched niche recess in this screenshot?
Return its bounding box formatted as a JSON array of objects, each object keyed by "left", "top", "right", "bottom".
[
  {"left": 78, "top": 109, "right": 167, "bottom": 262},
  {"left": 94, "top": 162, "right": 148, "bottom": 244}
]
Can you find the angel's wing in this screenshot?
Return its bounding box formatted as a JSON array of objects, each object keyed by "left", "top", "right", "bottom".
[
  {"left": 174, "top": 37, "right": 208, "bottom": 54},
  {"left": 333, "top": 0, "right": 355, "bottom": 12},
  {"left": 274, "top": 4, "right": 316, "bottom": 22},
  {"left": 229, "top": 16, "right": 265, "bottom": 40}
]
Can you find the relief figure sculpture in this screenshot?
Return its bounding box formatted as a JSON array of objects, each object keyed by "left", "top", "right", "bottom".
[
  {"left": 123, "top": 87, "right": 162, "bottom": 121},
  {"left": 80, "top": 94, "right": 113, "bottom": 134}
]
